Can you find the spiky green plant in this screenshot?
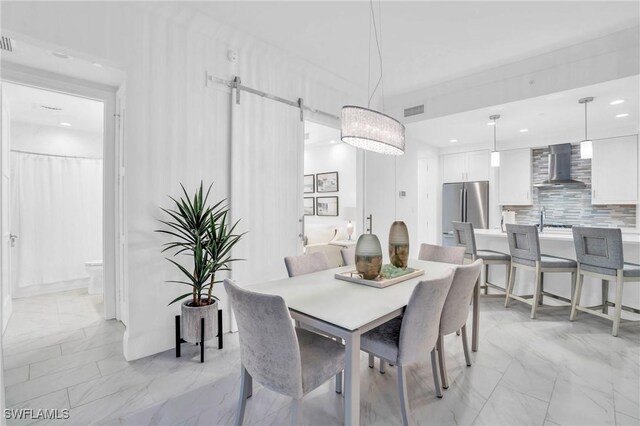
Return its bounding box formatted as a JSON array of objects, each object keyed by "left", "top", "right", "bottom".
[{"left": 156, "top": 182, "right": 244, "bottom": 307}]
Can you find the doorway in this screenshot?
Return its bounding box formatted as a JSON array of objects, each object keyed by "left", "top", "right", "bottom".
[{"left": 3, "top": 82, "right": 106, "bottom": 337}]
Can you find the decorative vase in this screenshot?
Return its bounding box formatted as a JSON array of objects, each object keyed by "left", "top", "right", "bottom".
[
  {"left": 355, "top": 233, "right": 383, "bottom": 280},
  {"left": 181, "top": 299, "right": 218, "bottom": 343},
  {"left": 388, "top": 221, "right": 410, "bottom": 269}
]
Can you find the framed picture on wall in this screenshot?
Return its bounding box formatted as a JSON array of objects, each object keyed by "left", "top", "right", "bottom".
[
  {"left": 316, "top": 196, "right": 339, "bottom": 216},
  {"left": 304, "top": 197, "right": 315, "bottom": 216},
  {"left": 304, "top": 174, "right": 315, "bottom": 193},
  {"left": 316, "top": 171, "right": 339, "bottom": 193}
]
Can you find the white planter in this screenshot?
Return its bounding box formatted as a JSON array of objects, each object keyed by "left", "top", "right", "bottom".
[{"left": 181, "top": 299, "right": 218, "bottom": 343}]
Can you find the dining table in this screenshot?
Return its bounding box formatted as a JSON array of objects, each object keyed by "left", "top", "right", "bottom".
[{"left": 247, "top": 258, "right": 478, "bottom": 425}]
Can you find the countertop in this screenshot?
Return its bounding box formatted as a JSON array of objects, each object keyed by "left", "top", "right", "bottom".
[{"left": 474, "top": 228, "right": 640, "bottom": 244}]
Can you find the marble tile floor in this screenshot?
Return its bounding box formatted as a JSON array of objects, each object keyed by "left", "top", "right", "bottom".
[{"left": 3, "top": 290, "right": 639, "bottom": 426}]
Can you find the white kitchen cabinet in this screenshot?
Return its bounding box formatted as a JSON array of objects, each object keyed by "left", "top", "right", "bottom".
[
  {"left": 442, "top": 150, "right": 489, "bottom": 183},
  {"left": 592, "top": 136, "right": 638, "bottom": 205},
  {"left": 499, "top": 148, "right": 532, "bottom": 206}
]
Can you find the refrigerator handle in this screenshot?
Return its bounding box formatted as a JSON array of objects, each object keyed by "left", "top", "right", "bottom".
[
  {"left": 464, "top": 187, "right": 468, "bottom": 222},
  {"left": 459, "top": 188, "right": 464, "bottom": 223}
]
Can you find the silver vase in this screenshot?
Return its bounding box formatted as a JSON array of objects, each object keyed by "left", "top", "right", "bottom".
[
  {"left": 388, "top": 221, "right": 409, "bottom": 269},
  {"left": 355, "top": 234, "right": 383, "bottom": 280}
]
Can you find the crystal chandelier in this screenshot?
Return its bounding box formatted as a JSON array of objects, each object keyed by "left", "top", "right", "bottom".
[{"left": 341, "top": 1, "right": 405, "bottom": 155}]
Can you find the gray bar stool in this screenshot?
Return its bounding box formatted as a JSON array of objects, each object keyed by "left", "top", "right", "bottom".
[
  {"left": 570, "top": 226, "right": 640, "bottom": 336},
  {"left": 452, "top": 221, "right": 511, "bottom": 294},
  {"left": 504, "top": 224, "right": 577, "bottom": 319}
]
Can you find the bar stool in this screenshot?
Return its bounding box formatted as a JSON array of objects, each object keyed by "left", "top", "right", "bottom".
[
  {"left": 570, "top": 226, "right": 640, "bottom": 336},
  {"left": 452, "top": 222, "right": 511, "bottom": 294},
  {"left": 504, "top": 224, "right": 577, "bottom": 319}
]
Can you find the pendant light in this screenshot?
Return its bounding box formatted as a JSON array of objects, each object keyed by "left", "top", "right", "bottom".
[
  {"left": 341, "top": 0, "right": 405, "bottom": 155},
  {"left": 579, "top": 97, "right": 594, "bottom": 159},
  {"left": 490, "top": 114, "right": 501, "bottom": 167}
]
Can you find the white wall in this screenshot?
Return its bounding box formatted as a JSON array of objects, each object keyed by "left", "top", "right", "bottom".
[
  {"left": 11, "top": 122, "right": 102, "bottom": 158},
  {"left": 1, "top": 2, "right": 362, "bottom": 360},
  {"left": 304, "top": 141, "right": 357, "bottom": 235}
]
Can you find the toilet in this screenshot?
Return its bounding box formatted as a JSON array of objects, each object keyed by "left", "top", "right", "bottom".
[{"left": 84, "top": 261, "right": 103, "bottom": 295}]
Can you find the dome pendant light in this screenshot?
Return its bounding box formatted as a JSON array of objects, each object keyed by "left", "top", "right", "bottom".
[
  {"left": 490, "top": 114, "right": 501, "bottom": 167},
  {"left": 579, "top": 97, "right": 594, "bottom": 159},
  {"left": 341, "top": 0, "right": 405, "bottom": 155}
]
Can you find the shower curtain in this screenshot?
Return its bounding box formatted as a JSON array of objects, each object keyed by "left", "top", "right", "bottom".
[{"left": 11, "top": 152, "right": 102, "bottom": 290}]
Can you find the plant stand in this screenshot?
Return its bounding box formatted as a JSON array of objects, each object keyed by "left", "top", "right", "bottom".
[{"left": 175, "top": 309, "right": 223, "bottom": 363}]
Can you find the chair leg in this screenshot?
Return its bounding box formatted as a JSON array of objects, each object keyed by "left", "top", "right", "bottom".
[
  {"left": 235, "top": 365, "right": 252, "bottom": 426},
  {"left": 335, "top": 371, "right": 343, "bottom": 394},
  {"left": 570, "top": 267, "right": 584, "bottom": 321},
  {"left": 368, "top": 354, "right": 374, "bottom": 368},
  {"left": 397, "top": 366, "right": 411, "bottom": 426},
  {"left": 437, "top": 335, "right": 449, "bottom": 389},
  {"left": 430, "top": 348, "right": 443, "bottom": 398},
  {"left": 538, "top": 272, "right": 544, "bottom": 305},
  {"left": 484, "top": 264, "right": 489, "bottom": 295},
  {"left": 290, "top": 398, "right": 301, "bottom": 426},
  {"left": 612, "top": 272, "right": 624, "bottom": 337},
  {"left": 530, "top": 263, "right": 542, "bottom": 319},
  {"left": 505, "top": 262, "right": 511, "bottom": 293},
  {"left": 504, "top": 264, "right": 516, "bottom": 307},
  {"left": 461, "top": 325, "right": 471, "bottom": 367},
  {"left": 380, "top": 360, "right": 386, "bottom": 374},
  {"left": 601, "top": 279, "right": 609, "bottom": 314}
]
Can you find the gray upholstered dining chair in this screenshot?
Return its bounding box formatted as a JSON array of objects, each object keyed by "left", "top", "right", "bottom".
[
  {"left": 570, "top": 226, "right": 640, "bottom": 336},
  {"left": 452, "top": 221, "right": 511, "bottom": 294},
  {"left": 418, "top": 243, "right": 466, "bottom": 265},
  {"left": 360, "top": 272, "right": 454, "bottom": 426},
  {"left": 341, "top": 247, "right": 355, "bottom": 266},
  {"left": 284, "top": 252, "right": 330, "bottom": 277},
  {"left": 224, "top": 279, "right": 345, "bottom": 426},
  {"left": 436, "top": 259, "right": 483, "bottom": 390},
  {"left": 504, "top": 224, "right": 577, "bottom": 319}
]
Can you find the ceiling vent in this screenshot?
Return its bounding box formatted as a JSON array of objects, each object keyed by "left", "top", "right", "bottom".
[
  {"left": 0, "top": 36, "right": 13, "bottom": 52},
  {"left": 404, "top": 104, "right": 424, "bottom": 117},
  {"left": 304, "top": 132, "right": 310, "bottom": 140},
  {"left": 40, "top": 105, "right": 63, "bottom": 111}
]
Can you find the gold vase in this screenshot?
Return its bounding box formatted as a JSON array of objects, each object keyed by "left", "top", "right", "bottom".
[
  {"left": 388, "top": 221, "right": 409, "bottom": 269},
  {"left": 355, "top": 234, "right": 383, "bottom": 280}
]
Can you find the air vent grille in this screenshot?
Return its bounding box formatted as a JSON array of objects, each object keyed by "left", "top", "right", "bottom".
[
  {"left": 404, "top": 104, "right": 424, "bottom": 117},
  {"left": 41, "top": 105, "right": 63, "bottom": 111},
  {"left": 304, "top": 132, "right": 310, "bottom": 140},
  {"left": 0, "top": 36, "right": 13, "bottom": 52}
]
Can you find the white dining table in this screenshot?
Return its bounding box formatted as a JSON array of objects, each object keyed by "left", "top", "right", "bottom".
[{"left": 247, "top": 259, "right": 463, "bottom": 426}]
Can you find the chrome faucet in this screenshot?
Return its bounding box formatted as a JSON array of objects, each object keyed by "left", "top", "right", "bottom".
[{"left": 539, "top": 207, "right": 546, "bottom": 232}]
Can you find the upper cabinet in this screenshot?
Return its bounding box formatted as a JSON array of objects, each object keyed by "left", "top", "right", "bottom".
[
  {"left": 591, "top": 136, "right": 638, "bottom": 205},
  {"left": 442, "top": 150, "right": 489, "bottom": 183},
  {"left": 499, "top": 148, "right": 532, "bottom": 206}
]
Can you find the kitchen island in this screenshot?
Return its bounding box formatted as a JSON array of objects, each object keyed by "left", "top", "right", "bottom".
[{"left": 474, "top": 228, "right": 640, "bottom": 321}]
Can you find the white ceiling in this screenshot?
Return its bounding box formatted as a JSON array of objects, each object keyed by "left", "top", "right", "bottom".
[
  {"left": 304, "top": 120, "right": 340, "bottom": 146},
  {"left": 4, "top": 82, "right": 105, "bottom": 133},
  {"left": 189, "top": 1, "right": 639, "bottom": 97},
  {"left": 407, "top": 75, "right": 639, "bottom": 149}
]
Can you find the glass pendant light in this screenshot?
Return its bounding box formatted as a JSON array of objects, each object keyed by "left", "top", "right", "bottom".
[
  {"left": 490, "top": 114, "right": 501, "bottom": 167},
  {"left": 579, "top": 97, "right": 594, "bottom": 159},
  {"left": 341, "top": 0, "right": 405, "bottom": 155}
]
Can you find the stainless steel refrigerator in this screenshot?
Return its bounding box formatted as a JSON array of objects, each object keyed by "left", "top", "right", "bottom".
[{"left": 442, "top": 181, "right": 489, "bottom": 246}]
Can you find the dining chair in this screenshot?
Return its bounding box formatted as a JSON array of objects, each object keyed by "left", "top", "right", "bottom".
[
  {"left": 284, "top": 251, "right": 342, "bottom": 393},
  {"left": 341, "top": 247, "right": 355, "bottom": 266},
  {"left": 452, "top": 221, "right": 511, "bottom": 294},
  {"left": 360, "top": 272, "right": 454, "bottom": 426},
  {"left": 570, "top": 226, "right": 640, "bottom": 336},
  {"left": 504, "top": 224, "right": 577, "bottom": 319},
  {"left": 418, "top": 243, "right": 466, "bottom": 265},
  {"left": 224, "top": 279, "right": 345, "bottom": 426},
  {"left": 284, "top": 252, "right": 330, "bottom": 277},
  {"left": 436, "top": 259, "right": 483, "bottom": 390}
]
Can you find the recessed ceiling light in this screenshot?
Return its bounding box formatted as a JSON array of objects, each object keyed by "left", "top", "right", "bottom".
[
  {"left": 60, "top": 122, "right": 71, "bottom": 127},
  {"left": 610, "top": 99, "right": 625, "bottom": 105},
  {"left": 92, "top": 62, "right": 103, "bottom": 68},
  {"left": 487, "top": 122, "right": 495, "bottom": 126},
  {"left": 449, "top": 139, "right": 458, "bottom": 143},
  {"left": 616, "top": 113, "right": 629, "bottom": 118},
  {"left": 330, "top": 140, "right": 338, "bottom": 144},
  {"left": 520, "top": 128, "right": 529, "bottom": 133}
]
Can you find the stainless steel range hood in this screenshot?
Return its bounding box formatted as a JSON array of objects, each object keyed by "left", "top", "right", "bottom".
[{"left": 534, "top": 143, "right": 586, "bottom": 188}]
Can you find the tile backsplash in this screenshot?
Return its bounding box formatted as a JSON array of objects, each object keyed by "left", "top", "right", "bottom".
[{"left": 503, "top": 145, "right": 636, "bottom": 227}]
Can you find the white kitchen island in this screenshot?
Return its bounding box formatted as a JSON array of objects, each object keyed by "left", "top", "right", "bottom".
[{"left": 474, "top": 228, "right": 640, "bottom": 321}]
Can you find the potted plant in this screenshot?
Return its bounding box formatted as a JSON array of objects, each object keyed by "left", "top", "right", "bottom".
[{"left": 157, "top": 182, "right": 244, "bottom": 344}]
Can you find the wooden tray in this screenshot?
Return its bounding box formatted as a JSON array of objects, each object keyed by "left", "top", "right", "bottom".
[{"left": 334, "top": 268, "right": 425, "bottom": 288}]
